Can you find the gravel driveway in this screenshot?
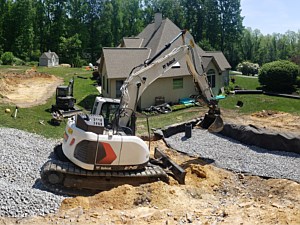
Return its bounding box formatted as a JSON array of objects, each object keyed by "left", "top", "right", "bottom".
[
  {"left": 164, "top": 128, "right": 300, "bottom": 183},
  {"left": 0, "top": 128, "right": 65, "bottom": 217}
]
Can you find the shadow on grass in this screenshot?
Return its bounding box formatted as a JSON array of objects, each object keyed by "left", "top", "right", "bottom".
[{"left": 78, "top": 94, "right": 98, "bottom": 111}]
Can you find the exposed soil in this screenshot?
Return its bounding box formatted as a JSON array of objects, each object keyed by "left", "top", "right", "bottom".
[
  {"left": 0, "top": 70, "right": 299, "bottom": 225},
  {"left": 223, "top": 108, "right": 300, "bottom": 135},
  {"left": 0, "top": 68, "right": 62, "bottom": 108}
]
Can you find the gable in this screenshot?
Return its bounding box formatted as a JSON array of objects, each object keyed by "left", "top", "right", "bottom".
[
  {"left": 40, "top": 52, "right": 59, "bottom": 59},
  {"left": 203, "top": 52, "right": 231, "bottom": 71},
  {"left": 121, "top": 38, "right": 143, "bottom": 48}
]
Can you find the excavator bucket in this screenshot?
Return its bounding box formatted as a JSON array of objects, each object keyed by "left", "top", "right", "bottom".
[
  {"left": 153, "top": 147, "right": 186, "bottom": 185},
  {"left": 207, "top": 115, "right": 224, "bottom": 133},
  {"left": 198, "top": 113, "right": 224, "bottom": 133}
]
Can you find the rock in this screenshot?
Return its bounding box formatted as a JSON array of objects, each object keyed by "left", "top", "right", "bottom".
[
  {"left": 186, "top": 212, "right": 193, "bottom": 223},
  {"left": 238, "top": 201, "right": 254, "bottom": 208}
]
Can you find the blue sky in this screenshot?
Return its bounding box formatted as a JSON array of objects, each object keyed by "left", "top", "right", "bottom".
[{"left": 241, "top": 0, "right": 299, "bottom": 35}]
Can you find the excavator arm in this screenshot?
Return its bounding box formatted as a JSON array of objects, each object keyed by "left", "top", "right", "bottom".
[{"left": 116, "top": 30, "right": 223, "bottom": 133}]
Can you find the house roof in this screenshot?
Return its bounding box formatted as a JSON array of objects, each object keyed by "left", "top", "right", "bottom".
[
  {"left": 202, "top": 56, "right": 213, "bottom": 70},
  {"left": 100, "top": 48, "right": 151, "bottom": 79},
  {"left": 133, "top": 18, "right": 198, "bottom": 78},
  {"left": 99, "top": 15, "right": 231, "bottom": 79},
  {"left": 121, "top": 38, "right": 143, "bottom": 48},
  {"left": 40, "top": 51, "right": 58, "bottom": 59},
  {"left": 203, "top": 52, "right": 231, "bottom": 71}
]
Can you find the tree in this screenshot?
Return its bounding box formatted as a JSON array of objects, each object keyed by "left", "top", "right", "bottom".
[
  {"left": 10, "top": 0, "right": 35, "bottom": 60},
  {"left": 203, "top": 0, "right": 221, "bottom": 50},
  {"left": 121, "top": 0, "right": 144, "bottom": 37},
  {"left": 218, "top": 0, "right": 244, "bottom": 67},
  {"left": 59, "top": 34, "right": 82, "bottom": 66},
  {"left": 236, "top": 61, "right": 259, "bottom": 76},
  {"left": 1, "top": 52, "right": 14, "bottom": 65}
]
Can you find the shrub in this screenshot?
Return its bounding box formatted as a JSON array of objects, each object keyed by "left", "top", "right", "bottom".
[
  {"left": 72, "top": 56, "right": 87, "bottom": 68},
  {"left": 26, "top": 61, "right": 39, "bottom": 66},
  {"left": 13, "top": 57, "right": 25, "bottom": 66},
  {"left": 296, "top": 76, "right": 300, "bottom": 88},
  {"left": 1, "top": 52, "right": 15, "bottom": 65},
  {"left": 258, "top": 60, "right": 299, "bottom": 92},
  {"left": 237, "top": 61, "right": 259, "bottom": 76}
]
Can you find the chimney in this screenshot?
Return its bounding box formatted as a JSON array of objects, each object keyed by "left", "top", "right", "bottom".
[{"left": 155, "top": 13, "right": 162, "bottom": 30}]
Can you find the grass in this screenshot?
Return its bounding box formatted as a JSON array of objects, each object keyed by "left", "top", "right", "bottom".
[
  {"left": 230, "top": 75, "right": 260, "bottom": 90},
  {"left": 219, "top": 94, "right": 300, "bottom": 115},
  {"left": 136, "top": 107, "right": 203, "bottom": 135},
  {"left": 0, "top": 66, "right": 99, "bottom": 139},
  {"left": 225, "top": 74, "right": 300, "bottom": 115},
  {"left": 0, "top": 66, "right": 299, "bottom": 138}
]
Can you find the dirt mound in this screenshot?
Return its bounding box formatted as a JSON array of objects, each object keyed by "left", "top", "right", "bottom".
[
  {"left": 54, "top": 155, "right": 299, "bottom": 225},
  {"left": 1, "top": 131, "right": 300, "bottom": 225},
  {"left": 0, "top": 69, "right": 62, "bottom": 108},
  {"left": 223, "top": 109, "right": 300, "bottom": 134}
]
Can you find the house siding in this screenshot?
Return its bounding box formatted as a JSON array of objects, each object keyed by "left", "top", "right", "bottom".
[
  {"left": 39, "top": 52, "right": 59, "bottom": 67},
  {"left": 140, "top": 76, "right": 197, "bottom": 109},
  {"left": 206, "top": 63, "right": 225, "bottom": 95}
]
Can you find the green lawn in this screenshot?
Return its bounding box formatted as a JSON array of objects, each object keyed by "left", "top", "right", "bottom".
[
  {"left": 225, "top": 74, "right": 300, "bottom": 115},
  {"left": 0, "top": 66, "right": 99, "bottom": 139},
  {"left": 0, "top": 67, "right": 299, "bottom": 139},
  {"left": 231, "top": 75, "right": 261, "bottom": 90},
  {"left": 136, "top": 107, "right": 204, "bottom": 135},
  {"left": 219, "top": 94, "right": 300, "bottom": 115}
]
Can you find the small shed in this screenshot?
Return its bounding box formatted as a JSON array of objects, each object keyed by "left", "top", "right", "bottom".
[{"left": 39, "top": 50, "right": 59, "bottom": 67}]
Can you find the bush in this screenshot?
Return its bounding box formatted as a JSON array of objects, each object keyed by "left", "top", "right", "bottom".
[
  {"left": 237, "top": 61, "right": 259, "bottom": 76},
  {"left": 1, "top": 52, "right": 15, "bottom": 65},
  {"left": 26, "top": 61, "right": 39, "bottom": 66},
  {"left": 258, "top": 60, "right": 299, "bottom": 92},
  {"left": 72, "top": 56, "right": 87, "bottom": 68},
  {"left": 296, "top": 76, "right": 300, "bottom": 87},
  {"left": 13, "top": 57, "right": 25, "bottom": 66}
]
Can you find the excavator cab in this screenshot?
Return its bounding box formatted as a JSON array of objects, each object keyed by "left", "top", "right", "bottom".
[{"left": 91, "top": 97, "right": 120, "bottom": 127}]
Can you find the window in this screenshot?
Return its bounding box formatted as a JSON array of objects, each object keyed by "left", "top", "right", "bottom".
[
  {"left": 207, "top": 69, "right": 216, "bottom": 88},
  {"left": 173, "top": 78, "right": 183, "bottom": 89},
  {"left": 116, "top": 80, "right": 124, "bottom": 98},
  {"left": 100, "top": 102, "right": 120, "bottom": 126}
]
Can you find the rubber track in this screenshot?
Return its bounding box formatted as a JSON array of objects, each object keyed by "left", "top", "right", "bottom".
[{"left": 40, "top": 159, "right": 169, "bottom": 196}]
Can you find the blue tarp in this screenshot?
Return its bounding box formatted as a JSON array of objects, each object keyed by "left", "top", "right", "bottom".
[{"left": 179, "top": 98, "right": 196, "bottom": 106}]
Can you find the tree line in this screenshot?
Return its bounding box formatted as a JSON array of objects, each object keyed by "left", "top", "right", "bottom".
[{"left": 0, "top": 0, "right": 299, "bottom": 69}]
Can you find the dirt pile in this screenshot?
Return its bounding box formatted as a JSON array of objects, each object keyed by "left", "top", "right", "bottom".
[
  {"left": 0, "top": 69, "right": 62, "bottom": 108},
  {"left": 6, "top": 140, "right": 298, "bottom": 225},
  {"left": 223, "top": 108, "right": 300, "bottom": 134}
]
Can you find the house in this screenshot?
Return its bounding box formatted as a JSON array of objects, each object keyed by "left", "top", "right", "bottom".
[
  {"left": 98, "top": 13, "right": 231, "bottom": 109},
  {"left": 39, "top": 50, "right": 59, "bottom": 67}
]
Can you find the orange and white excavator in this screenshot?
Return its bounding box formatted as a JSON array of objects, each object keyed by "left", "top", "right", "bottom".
[{"left": 40, "top": 30, "right": 223, "bottom": 195}]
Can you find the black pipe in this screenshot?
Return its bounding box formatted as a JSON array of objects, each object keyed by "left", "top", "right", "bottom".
[
  {"left": 263, "top": 92, "right": 300, "bottom": 99},
  {"left": 234, "top": 90, "right": 263, "bottom": 94},
  {"left": 144, "top": 30, "right": 186, "bottom": 66}
]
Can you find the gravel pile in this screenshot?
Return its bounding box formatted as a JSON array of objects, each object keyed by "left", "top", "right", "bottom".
[
  {"left": 0, "top": 128, "right": 65, "bottom": 217},
  {"left": 165, "top": 128, "right": 300, "bottom": 183}
]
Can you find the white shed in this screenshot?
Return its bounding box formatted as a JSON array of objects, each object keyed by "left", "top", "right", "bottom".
[{"left": 39, "top": 50, "right": 59, "bottom": 67}]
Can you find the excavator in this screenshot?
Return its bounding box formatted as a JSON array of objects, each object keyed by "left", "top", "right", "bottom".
[{"left": 40, "top": 30, "right": 223, "bottom": 195}]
